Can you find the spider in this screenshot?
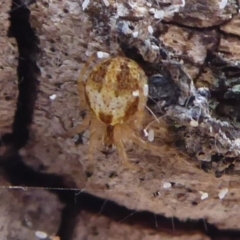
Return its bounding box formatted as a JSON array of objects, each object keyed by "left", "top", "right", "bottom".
[{"left": 68, "top": 53, "right": 169, "bottom": 171}]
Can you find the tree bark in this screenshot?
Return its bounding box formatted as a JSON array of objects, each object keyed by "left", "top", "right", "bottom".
[{"left": 1, "top": 0, "right": 240, "bottom": 239}]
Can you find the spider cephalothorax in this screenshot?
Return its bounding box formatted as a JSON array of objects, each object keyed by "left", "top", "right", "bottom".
[{"left": 70, "top": 53, "right": 166, "bottom": 171}]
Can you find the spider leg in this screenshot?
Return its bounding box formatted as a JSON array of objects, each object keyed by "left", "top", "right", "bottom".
[
  {"left": 88, "top": 129, "right": 99, "bottom": 165},
  {"left": 78, "top": 53, "right": 99, "bottom": 110},
  {"left": 78, "top": 73, "right": 89, "bottom": 111},
  {"left": 65, "top": 114, "right": 91, "bottom": 138},
  {"left": 115, "top": 138, "right": 141, "bottom": 171},
  {"left": 132, "top": 109, "right": 145, "bottom": 132},
  {"left": 78, "top": 53, "right": 99, "bottom": 82},
  {"left": 86, "top": 118, "right": 106, "bottom": 174},
  {"left": 113, "top": 125, "right": 141, "bottom": 171},
  {"left": 86, "top": 122, "right": 105, "bottom": 175},
  {"left": 131, "top": 132, "right": 158, "bottom": 154},
  {"left": 130, "top": 131, "right": 174, "bottom": 160}
]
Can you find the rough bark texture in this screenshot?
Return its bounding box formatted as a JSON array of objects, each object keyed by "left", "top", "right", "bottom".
[
  {"left": 1, "top": 0, "right": 240, "bottom": 239},
  {"left": 0, "top": 0, "right": 17, "bottom": 132}
]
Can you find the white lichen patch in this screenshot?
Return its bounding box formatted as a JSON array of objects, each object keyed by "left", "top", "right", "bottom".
[
  {"left": 120, "top": 22, "right": 132, "bottom": 35},
  {"left": 163, "top": 182, "right": 172, "bottom": 189},
  {"left": 35, "top": 231, "right": 48, "bottom": 239},
  {"left": 143, "top": 128, "right": 148, "bottom": 137},
  {"left": 147, "top": 25, "right": 154, "bottom": 34},
  {"left": 149, "top": 8, "right": 155, "bottom": 14},
  {"left": 82, "top": 0, "right": 90, "bottom": 11},
  {"left": 97, "top": 51, "right": 110, "bottom": 59},
  {"left": 151, "top": 45, "right": 159, "bottom": 51},
  {"left": 132, "top": 31, "right": 139, "bottom": 38},
  {"left": 180, "top": 0, "right": 186, "bottom": 7},
  {"left": 231, "top": 84, "right": 240, "bottom": 93},
  {"left": 190, "top": 120, "right": 199, "bottom": 127},
  {"left": 132, "top": 90, "right": 140, "bottom": 97},
  {"left": 219, "top": 0, "right": 228, "bottom": 9},
  {"left": 148, "top": 129, "right": 154, "bottom": 142},
  {"left": 218, "top": 188, "right": 228, "bottom": 199},
  {"left": 150, "top": 8, "right": 165, "bottom": 20},
  {"left": 146, "top": 2, "right": 152, "bottom": 7},
  {"left": 199, "top": 191, "right": 208, "bottom": 200},
  {"left": 49, "top": 94, "right": 57, "bottom": 100},
  {"left": 143, "top": 84, "right": 149, "bottom": 96}
]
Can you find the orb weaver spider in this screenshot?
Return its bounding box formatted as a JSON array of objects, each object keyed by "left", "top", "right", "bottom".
[{"left": 69, "top": 53, "right": 169, "bottom": 171}]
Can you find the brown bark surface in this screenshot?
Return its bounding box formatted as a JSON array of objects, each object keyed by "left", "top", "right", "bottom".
[{"left": 1, "top": 0, "right": 240, "bottom": 239}]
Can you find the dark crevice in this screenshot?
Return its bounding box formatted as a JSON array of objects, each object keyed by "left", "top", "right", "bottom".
[
  {"left": 57, "top": 203, "right": 80, "bottom": 240},
  {"left": 3, "top": 154, "right": 240, "bottom": 240},
  {"left": 162, "top": 20, "right": 224, "bottom": 32},
  {"left": 0, "top": 153, "right": 76, "bottom": 189},
  {"left": 219, "top": 28, "right": 240, "bottom": 41},
  {"left": 6, "top": 0, "right": 39, "bottom": 150},
  {"left": 75, "top": 193, "right": 240, "bottom": 240},
  {"left": 5, "top": 1, "right": 83, "bottom": 240},
  {"left": 2, "top": 1, "right": 240, "bottom": 240}
]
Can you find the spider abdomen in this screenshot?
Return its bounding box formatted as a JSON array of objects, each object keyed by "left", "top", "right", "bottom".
[{"left": 84, "top": 57, "right": 148, "bottom": 125}]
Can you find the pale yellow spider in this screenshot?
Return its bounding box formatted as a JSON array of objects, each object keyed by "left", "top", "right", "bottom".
[{"left": 69, "top": 53, "right": 168, "bottom": 171}]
